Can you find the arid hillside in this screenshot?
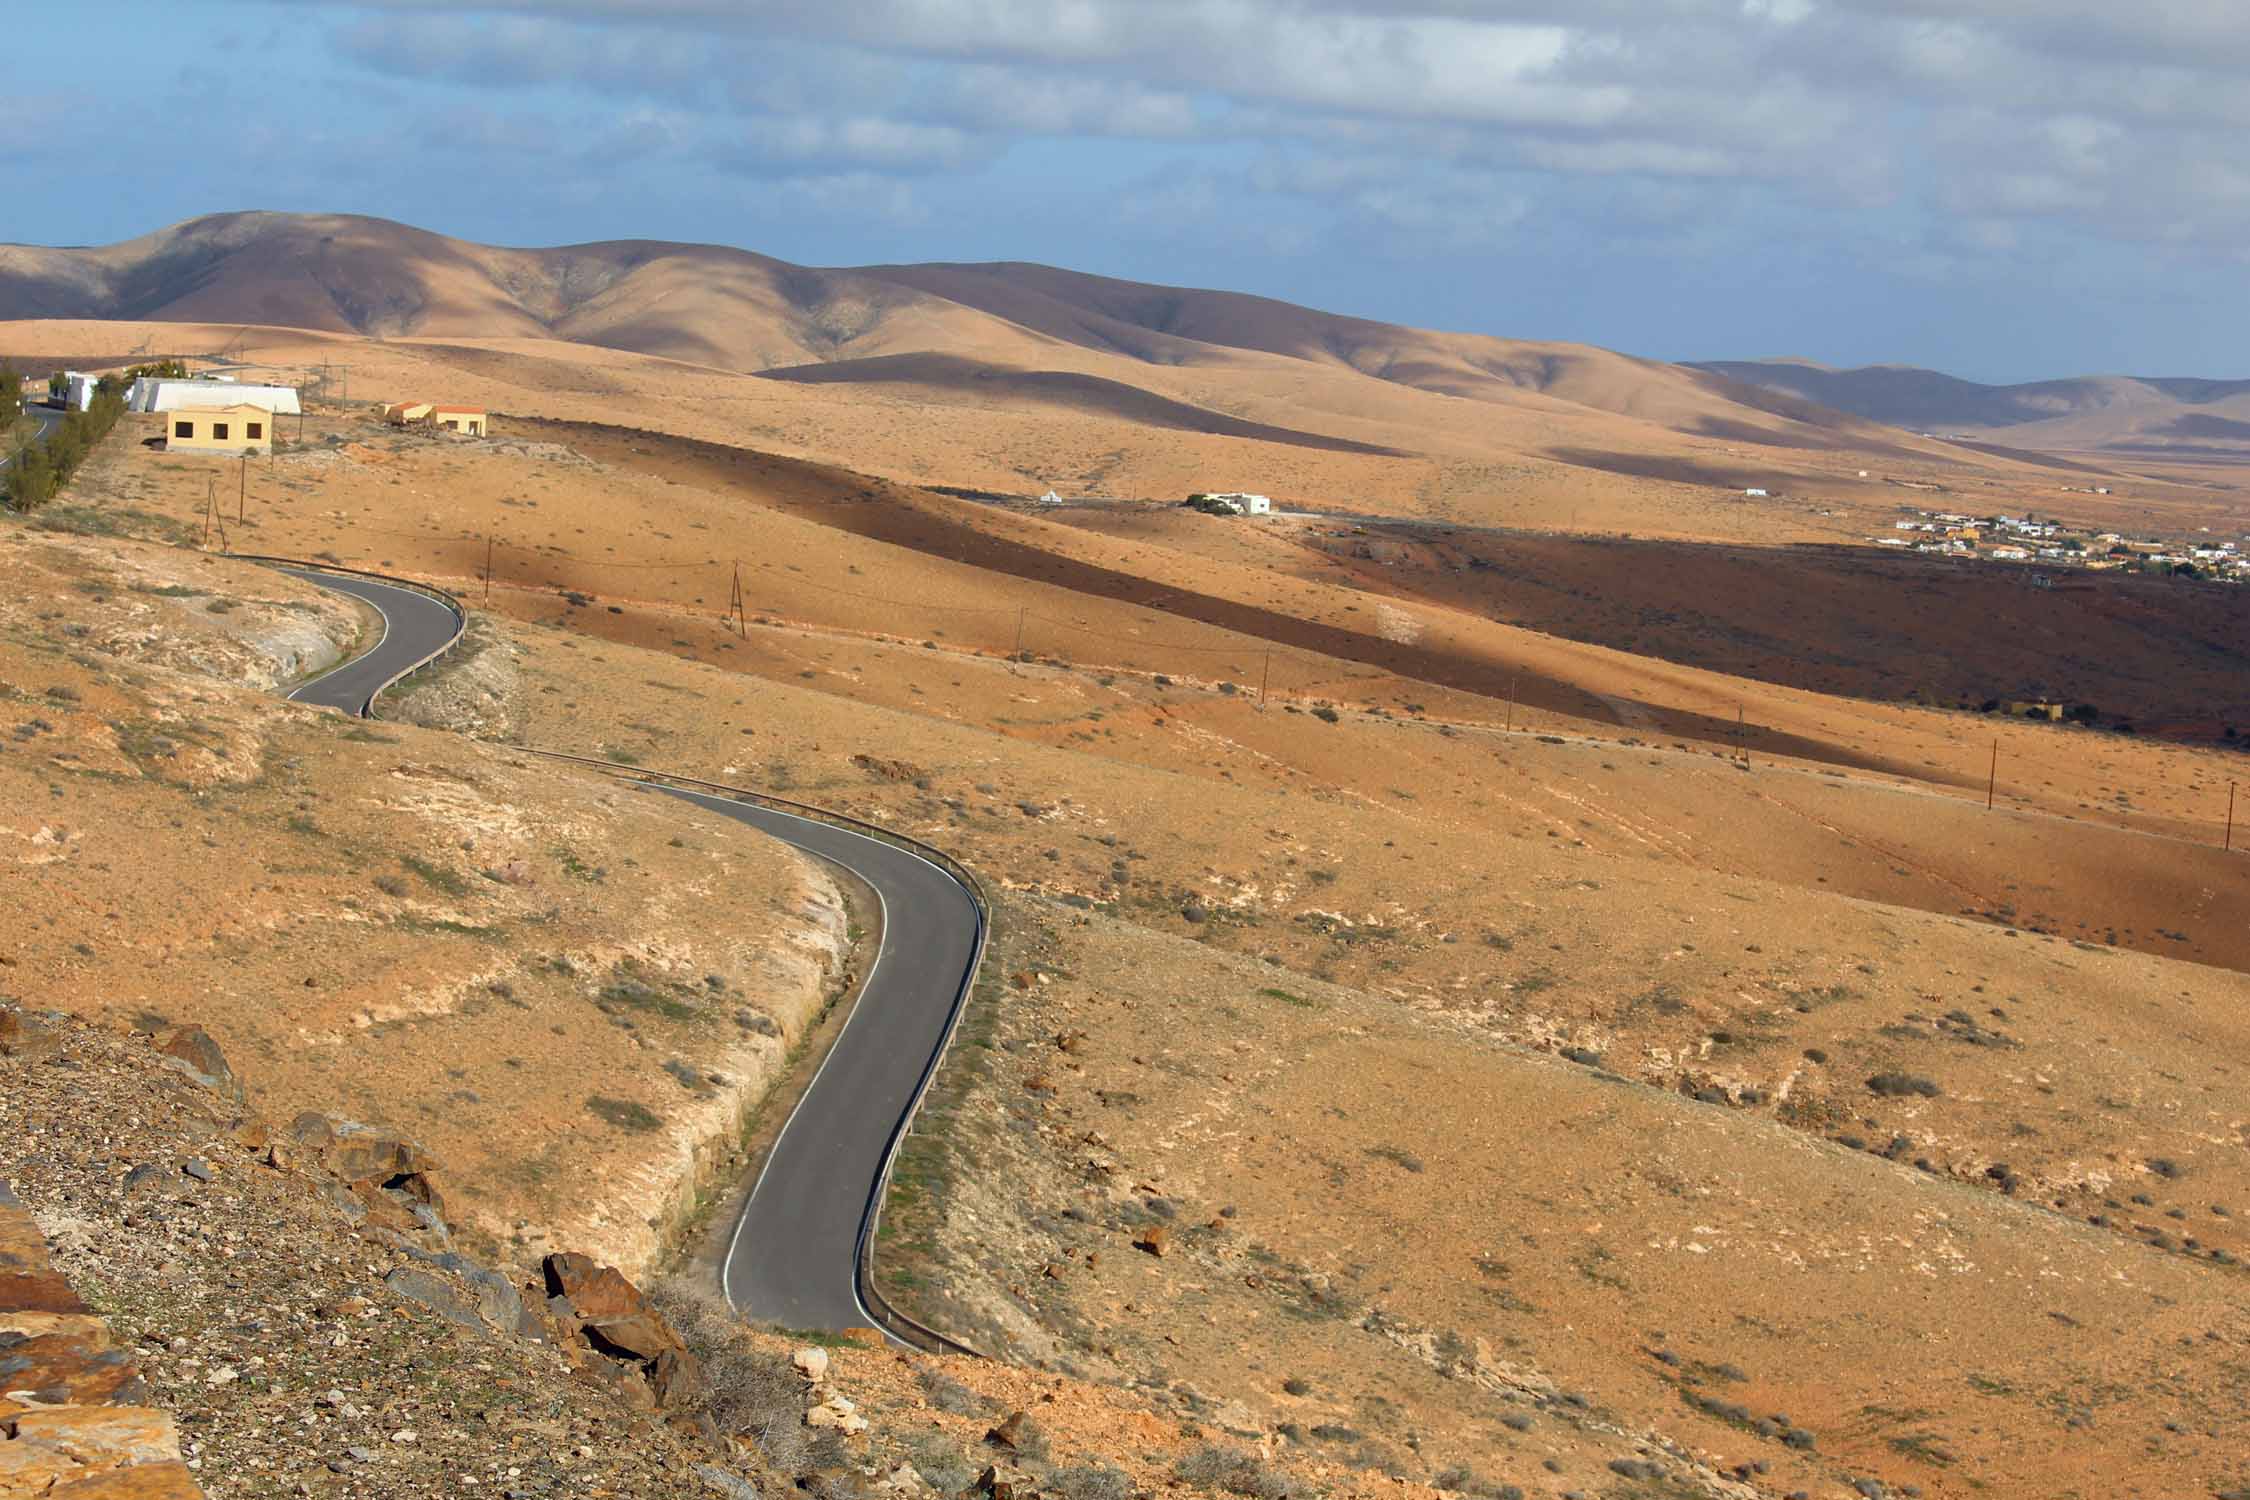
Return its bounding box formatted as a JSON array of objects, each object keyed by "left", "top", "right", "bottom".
[
  {"left": 8, "top": 318, "right": 2250, "bottom": 1498},
  {"left": 6, "top": 211, "right": 2184, "bottom": 519},
  {"left": 1695, "top": 358, "right": 2250, "bottom": 459}
]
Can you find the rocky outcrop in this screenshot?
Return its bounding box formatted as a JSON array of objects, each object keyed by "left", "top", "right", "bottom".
[
  {"left": 283, "top": 1111, "right": 450, "bottom": 1238},
  {"left": 0, "top": 1176, "right": 204, "bottom": 1498},
  {"left": 540, "top": 1252, "right": 707, "bottom": 1419}
]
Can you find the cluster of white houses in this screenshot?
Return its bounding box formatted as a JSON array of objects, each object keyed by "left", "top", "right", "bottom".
[
  {"left": 34, "top": 369, "right": 488, "bottom": 459},
  {"left": 1873, "top": 509, "right": 2247, "bottom": 581}
]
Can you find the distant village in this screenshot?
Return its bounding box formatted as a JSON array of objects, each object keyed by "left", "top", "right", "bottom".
[{"left": 1872, "top": 508, "right": 2248, "bottom": 583}]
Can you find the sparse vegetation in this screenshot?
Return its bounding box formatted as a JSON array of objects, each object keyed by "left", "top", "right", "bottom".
[
  {"left": 585, "top": 1095, "right": 663, "bottom": 1132},
  {"left": 1176, "top": 1444, "right": 1305, "bottom": 1499}
]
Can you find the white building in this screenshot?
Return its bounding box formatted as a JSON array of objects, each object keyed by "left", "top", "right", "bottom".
[
  {"left": 1039, "top": 490, "right": 1063, "bottom": 505},
  {"left": 127, "top": 378, "right": 301, "bottom": 416},
  {"left": 1743, "top": 488, "right": 1770, "bottom": 498},
  {"left": 61, "top": 372, "right": 98, "bottom": 411},
  {"left": 1208, "top": 492, "right": 1273, "bottom": 515}
]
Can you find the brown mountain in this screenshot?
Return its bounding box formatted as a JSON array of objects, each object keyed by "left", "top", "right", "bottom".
[
  {"left": 1, "top": 211, "right": 1913, "bottom": 456},
  {"left": 1691, "top": 358, "right": 2250, "bottom": 458}
]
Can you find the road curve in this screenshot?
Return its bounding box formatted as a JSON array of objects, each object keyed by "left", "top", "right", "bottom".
[
  {"left": 662, "top": 788, "right": 981, "bottom": 1332},
  {"left": 275, "top": 562, "right": 981, "bottom": 1338},
  {"left": 1, "top": 405, "right": 64, "bottom": 472},
  {"left": 279, "top": 568, "right": 463, "bottom": 716}
]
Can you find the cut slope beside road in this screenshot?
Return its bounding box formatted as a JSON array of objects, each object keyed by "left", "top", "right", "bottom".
[{"left": 278, "top": 562, "right": 984, "bottom": 1342}]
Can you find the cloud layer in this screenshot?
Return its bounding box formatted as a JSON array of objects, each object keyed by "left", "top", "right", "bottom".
[
  {"left": 21, "top": 2, "right": 2250, "bottom": 377},
  {"left": 320, "top": 1, "right": 2250, "bottom": 258}
]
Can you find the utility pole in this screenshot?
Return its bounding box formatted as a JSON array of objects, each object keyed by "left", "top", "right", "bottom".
[
  {"left": 238, "top": 453, "right": 247, "bottom": 523},
  {"left": 1506, "top": 673, "right": 1518, "bottom": 734},
  {"left": 484, "top": 535, "right": 495, "bottom": 604},
  {"left": 1986, "top": 740, "right": 1998, "bottom": 811},
  {"left": 2227, "top": 781, "right": 2237, "bottom": 853},
  {"left": 1258, "top": 650, "right": 1272, "bottom": 710},
  {"left": 1013, "top": 606, "right": 1026, "bottom": 658},
  {"left": 728, "top": 562, "right": 745, "bottom": 637},
  {"left": 1737, "top": 704, "right": 1746, "bottom": 765}
]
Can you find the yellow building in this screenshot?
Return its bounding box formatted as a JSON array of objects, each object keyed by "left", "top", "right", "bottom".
[
  {"left": 383, "top": 401, "right": 433, "bottom": 425},
  {"left": 432, "top": 406, "right": 487, "bottom": 436},
  {"left": 165, "top": 404, "right": 274, "bottom": 456}
]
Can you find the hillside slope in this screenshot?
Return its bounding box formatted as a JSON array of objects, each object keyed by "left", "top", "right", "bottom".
[
  {"left": 1693, "top": 357, "right": 2250, "bottom": 456},
  {"left": 1, "top": 211, "right": 1913, "bottom": 454}
]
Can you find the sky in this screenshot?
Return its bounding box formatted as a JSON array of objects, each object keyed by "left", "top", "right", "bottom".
[{"left": 10, "top": 0, "right": 2249, "bottom": 382}]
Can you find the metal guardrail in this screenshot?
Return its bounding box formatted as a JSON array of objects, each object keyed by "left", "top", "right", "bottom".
[
  {"left": 230, "top": 554, "right": 467, "bottom": 717},
  {"left": 495, "top": 751, "right": 991, "bottom": 1361},
  {"left": 243, "top": 554, "right": 987, "bottom": 1357}
]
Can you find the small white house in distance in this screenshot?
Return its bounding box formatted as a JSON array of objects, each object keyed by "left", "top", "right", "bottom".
[
  {"left": 1209, "top": 492, "right": 1273, "bottom": 515},
  {"left": 61, "top": 372, "right": 97, "bottom": 411},
  {"left": 128, "top": 378, "right": 301, "bottom": 416},
  {"left": 1743, "top": 488, "right": 1770, "bottom": 498},
  {"left": 1039, "top": 490, "right": 1063, "bottom": 505}
]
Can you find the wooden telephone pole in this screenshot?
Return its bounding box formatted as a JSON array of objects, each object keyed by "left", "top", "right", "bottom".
[
  {"left": 727, "top": 563, "right": 746, "bottom": 637},
  {"left": 202, "top": 474, "right": 227, "bottom": 552}
]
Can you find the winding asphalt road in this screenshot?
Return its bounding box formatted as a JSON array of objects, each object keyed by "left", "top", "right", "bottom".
[
  {"left": 1, "top": 404, "right": 64, "bottom": 473},
  {"left": 280, "top": 568, "right": 462, "bottom": 715},
  {"left": 279, "top": 564, "right": 981, "bottom": 1337}
]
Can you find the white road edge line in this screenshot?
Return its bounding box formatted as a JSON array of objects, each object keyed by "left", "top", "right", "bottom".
[
  {"left": 284, "top": 571, "right": 397, "bottom": 710},
  {"left": 669, "top": 787, "right": 976, "bottom": 1352}
]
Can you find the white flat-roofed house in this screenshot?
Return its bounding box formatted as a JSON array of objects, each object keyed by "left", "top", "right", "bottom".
[
  {"left": 128, "top": 378, "right": 300, "bottom": 416},
  {"left": 1207, "top": 492, "right": 1273, "bottom": 515}
]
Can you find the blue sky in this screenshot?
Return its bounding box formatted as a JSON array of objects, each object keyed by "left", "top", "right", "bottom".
[{"left": 12, "top": 1, "right": 2249, "bottom": 382}]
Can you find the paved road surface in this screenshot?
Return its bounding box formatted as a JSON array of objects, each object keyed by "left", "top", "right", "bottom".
[
  {"left": 1, "top": 405, "right": 63, "bottom": 472},
  {"left": 280, "top": 568, "right": 463, "bottom": 717},
  {"left": 281, "top": 564, "right": 981, "bottom": 1335},
  {"left": 664, "top": 788, "right": 981, "bottom": 1331}
]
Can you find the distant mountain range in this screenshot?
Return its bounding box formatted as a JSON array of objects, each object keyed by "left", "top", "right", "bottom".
[
  {"left": 1, "top": 211, "right": 2238, "bottom": 464},
  {"left": 0, "top": 212, "right": 1933, "bottom": 458},
  {"left": 1689, "top": 360, "right": 2250, "bottom": 459}
]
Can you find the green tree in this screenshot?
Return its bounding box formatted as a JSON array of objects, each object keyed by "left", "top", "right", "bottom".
[
  {"left": 46, "top": 371, "right": 65, "bottom": 401},
  {"left": 0, "top": 362, "right": 19, "bottom": 426},
  {"left": 6, "top": 444, "right": 54, "bottom": 510}
]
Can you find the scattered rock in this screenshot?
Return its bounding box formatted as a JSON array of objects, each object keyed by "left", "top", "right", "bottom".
[
  {"left": 1133, "top": 1226, "right": 1170, "bottom": 1257},
  {"left": 792, "top": 1346, "right": 831, "bottom": 1384},
  {"left": 157, "top": 1025, "right": 242, "bottom": 1102},
  {"left": 0, "top": 1008, "right": 59, "bottom": 1061},
  {"left": 806, "top": 1396, "right": 869, "bottom": 1433}
]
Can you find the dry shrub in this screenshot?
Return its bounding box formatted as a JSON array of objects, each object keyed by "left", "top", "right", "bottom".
[
  {"left": 1176, "top": 1444, "right": 1306, "bottom": 1499},
  {"left": 648, "top": 1279, "right": 846, "bottom": 1475}
]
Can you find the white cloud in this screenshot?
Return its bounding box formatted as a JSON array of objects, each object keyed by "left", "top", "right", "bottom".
[{"left": 303, "top": 0, "right": 2250, "bottom": 265}]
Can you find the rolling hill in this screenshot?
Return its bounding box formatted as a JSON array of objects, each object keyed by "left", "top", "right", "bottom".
[
  {"left": 1692, "top": 357, "right": 2250, "bottom": 457},
  {"left": 0, "top": 210, "right": 1911, "bottom": 454}
]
